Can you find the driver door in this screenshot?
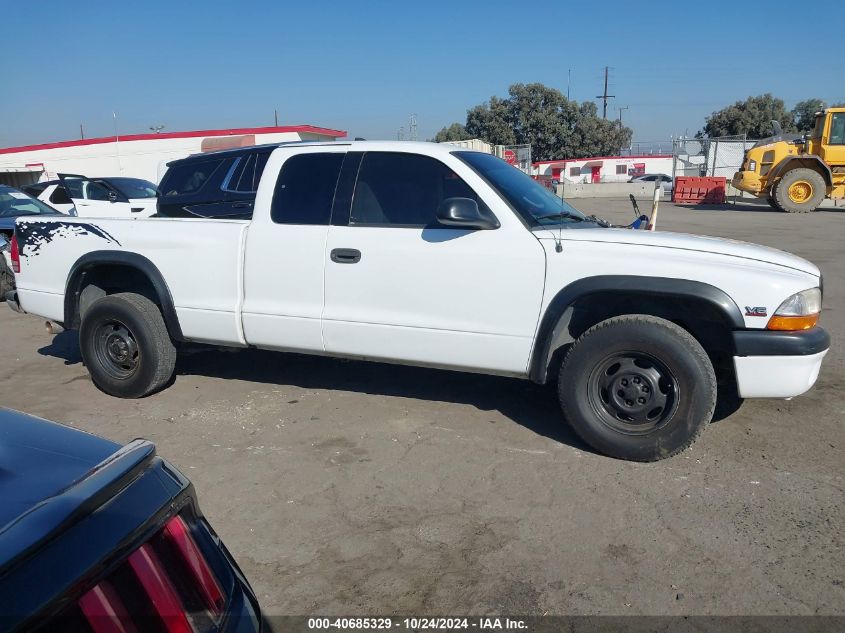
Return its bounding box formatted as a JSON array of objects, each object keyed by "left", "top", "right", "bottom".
[{"left": 58, "top": 174, "right": 133, "bottom": 218}]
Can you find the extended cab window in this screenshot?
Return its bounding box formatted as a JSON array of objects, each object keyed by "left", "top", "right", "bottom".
[
  {"left": 271, "top": 153, "right": 345, "bottom": 225},
  {"left": 160, "top": 158, "right": 227, "bottom": 196},
  {"left": 350, "top": 152, "right": 480, "bottom": 227}
]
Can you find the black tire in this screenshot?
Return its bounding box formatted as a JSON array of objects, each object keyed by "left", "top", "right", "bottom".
[
  {"left": 766, "top": 197, "right": 782, "bottom": 211},
  {"left": 773, "top": 168, "right": 826, "bottom": 213},
  {"left": 558, "top": 315, "right": 716, "bottom": 462},
  {"left": 79, "top": 292, "right": 176, "bottom": 398},
  {"left": 0, "top": 254, "right": 12, "bottom": 301}
]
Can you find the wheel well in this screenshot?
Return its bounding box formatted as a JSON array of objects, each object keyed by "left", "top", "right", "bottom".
[
  {"left": 64, "top": 257, "right": 183, "bottom": 340},
  {"left": 536, "top": 291, "right": 736, "bottom": 385},
  {"left": 776, "top": 158, "right": 832, "bottom": 186}
]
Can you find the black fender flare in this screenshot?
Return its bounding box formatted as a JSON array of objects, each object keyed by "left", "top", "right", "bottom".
[
  {"left": 769, "top": 155, "right": 833, "bottom": 186},
  {"left": 63, "top": 250, "right": 184, "bottom": 340},
  {"left": 528, "top": 275, "right": 744, "bottom": 384}
]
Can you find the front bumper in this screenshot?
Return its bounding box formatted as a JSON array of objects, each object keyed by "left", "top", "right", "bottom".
[
  {"left": 732, "top": 170, "right": 764, "bottom": 196},
  {"left": 732, "top": 327, "right": 829, "bottom": 398}
]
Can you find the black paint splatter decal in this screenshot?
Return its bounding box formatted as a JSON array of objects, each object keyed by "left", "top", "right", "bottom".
[{"left": 17, "top": 221, "right": 121, "bottom": 258}]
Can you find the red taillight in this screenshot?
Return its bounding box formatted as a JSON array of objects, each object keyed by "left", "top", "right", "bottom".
[
  {"left": 127, "top": 545, "right": 194, "bottom": 633},
  {"left": 161, "top": 516, "right": 225, "bottom": 616},
  {"left": 77, "top": 515, "right": 225, "bottom": 633},
  {"left": 10, "top": 234, "right": 20, "bottom": 273},
  {"left": 78, "top": 581, "right": 138, "bottom": 633}
]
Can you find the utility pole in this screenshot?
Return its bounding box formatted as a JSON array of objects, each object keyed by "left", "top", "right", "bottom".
[
  {"left": 617, "top": 105, "right": 629, "bottom": 127},
  {"left": 567, "top": 69, "right": 571, "bottom": 100},
  {"left": 80, "top": 124, "right": 85, "bottom": 140},
  {"left": 274, "top": 109, "right": 278, "bottom": 126},
  {"left": 596, "top": 66, "right": 615, "bottom": 119}
]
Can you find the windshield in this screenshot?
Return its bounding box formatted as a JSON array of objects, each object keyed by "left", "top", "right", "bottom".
[
  {"left": 0, "top": 185, "right": 61, "bottom": 217},
  {"left": 106, "top": 177, "right": 158, "bottom": 199},
  {"left": 454, "top": 151, "right": 587, "bottom": 226}
]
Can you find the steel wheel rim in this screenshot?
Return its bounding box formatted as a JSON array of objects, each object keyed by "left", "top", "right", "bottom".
[
  {"left": 93, "top": 319, "right": 140, "bottom": 380},
  {"left": 788, "top": 181, "right": 812, "bottom": 203},
  {"left": 587, "top": 351, "right": 680, "bottom": 435}
]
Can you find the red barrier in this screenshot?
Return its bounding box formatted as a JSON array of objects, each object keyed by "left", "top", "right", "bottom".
[{"left": 672, "top": 176, "right": 726, "bottom": 204}]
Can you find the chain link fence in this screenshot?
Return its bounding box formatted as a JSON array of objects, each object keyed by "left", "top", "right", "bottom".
[
  {"left": 494, "top": 144, "right": 532, "bottom": 174},
  {"left": 671, "top": 135, "right": 757, "bottom": 180}
]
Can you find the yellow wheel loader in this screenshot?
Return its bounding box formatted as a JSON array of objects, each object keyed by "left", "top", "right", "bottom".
[{"left": 732, "top": 107, "right": 845, "bottom": 212}]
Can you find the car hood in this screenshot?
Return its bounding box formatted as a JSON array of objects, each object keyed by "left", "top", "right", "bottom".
[
  {"left": 538, "top": 227, "right": 820, "bottom": 276},
  {"left": 0, "top": 409, "right": 120, "bottom": 529}
]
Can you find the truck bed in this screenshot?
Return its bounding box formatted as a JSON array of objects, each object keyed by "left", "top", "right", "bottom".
[{"left": 14, "top": 217, "right": 250, "bottom": 345}]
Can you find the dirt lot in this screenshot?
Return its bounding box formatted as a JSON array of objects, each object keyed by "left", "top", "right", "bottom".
[{"left": 1, "top": 199, "right": 842, "bottom": 616}]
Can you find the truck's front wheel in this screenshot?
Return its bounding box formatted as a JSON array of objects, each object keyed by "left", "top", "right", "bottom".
[
  {"left": 773, "top": 168, "right": 826, "bottom": 213},
  {"left": 80, "top": 293, "right": 176, "bottom": 398},
  {"left": 558, "top": 315, "right": 716, "bottom": 461}
]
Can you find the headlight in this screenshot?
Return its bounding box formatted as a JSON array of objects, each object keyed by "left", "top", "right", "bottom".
[
  {"left": 767, "top": 288, "right": 821, "bottom": 330},
  {"left": 748, "top": 159, "right": 757, "bottom": 172}
]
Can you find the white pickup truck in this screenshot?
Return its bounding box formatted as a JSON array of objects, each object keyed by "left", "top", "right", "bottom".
[{"left": 5, "top": 141, "right": 829, "bottom": 461}]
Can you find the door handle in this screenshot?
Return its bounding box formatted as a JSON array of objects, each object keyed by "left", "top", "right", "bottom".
[
  {"left": 330, "top": 248, "right": 362, "bottom": 264},
  {"left": 231, "top": 202, "right": 252, "bottom": 209}
]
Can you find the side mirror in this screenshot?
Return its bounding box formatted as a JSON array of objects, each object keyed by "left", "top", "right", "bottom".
[
  {"left": 436, "top": 197, "right": 500, "bottom": 230},
  {"left": 108, "top": 191, "right": 119, "bottom": 203}
]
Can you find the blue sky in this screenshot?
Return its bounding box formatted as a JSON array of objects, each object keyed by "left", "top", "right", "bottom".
[{"left": 1, "top": 0, "right": 841, "bottom": 148}]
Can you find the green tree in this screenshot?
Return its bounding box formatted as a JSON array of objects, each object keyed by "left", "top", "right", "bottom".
[
  {"left": 441, "top": 83, "right": 632, "bottom": 161},
  {"left": 433, "top": 123, "right": 472, "bottom": 142},
  {"left": 793, "top": 98, "right": 827, "bottom": 132},
  {"left": 700, "top": 94, "right": 795, "bottom": 138}
]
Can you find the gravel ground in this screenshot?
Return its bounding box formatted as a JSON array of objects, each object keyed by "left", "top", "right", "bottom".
[{"left": 0, "top": 198, "right": 842, "bottom": 616}]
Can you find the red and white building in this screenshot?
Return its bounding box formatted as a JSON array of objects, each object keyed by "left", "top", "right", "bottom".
[
  {"left": 0, "top": 124, "right": 347, "bottom": 187},
  {"left": 534, "top": 154, "right": 673, "bottom": 183}
]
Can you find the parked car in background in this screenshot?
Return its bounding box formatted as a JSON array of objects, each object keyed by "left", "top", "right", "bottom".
[
  {"left": 629, "top": 173, "right": 673, "bottom": 193},
  {"left": 156, "top": 144, "right": 274, "bottom": 219},
  {"left": 0, "top": 184, "right": 65, "bottom": 299},
  {"left": 23, "top": 176, "right": 159, "bottom": 217},
  {"left": 6, "top": 141, "right": 829, "bottom": 462},
  {"left": 0, "top": 407, "right": 262, "bottom": 632}
]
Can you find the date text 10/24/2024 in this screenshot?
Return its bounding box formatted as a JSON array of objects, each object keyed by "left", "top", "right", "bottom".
[{"left": 307, "top": 617, "right": 528, "bottom": 630}]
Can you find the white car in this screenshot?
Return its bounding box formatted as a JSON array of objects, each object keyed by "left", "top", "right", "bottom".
[
  {"left": 5, "top": 141, "right": 829, "bottom": 461},
  {"left": 22, "top": 176, "right": 158, "bottom": 218}
]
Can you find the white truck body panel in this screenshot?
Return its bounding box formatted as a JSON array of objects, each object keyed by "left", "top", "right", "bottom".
[{"left": 9, "top": 141, "right": 828, "bottom": 399}]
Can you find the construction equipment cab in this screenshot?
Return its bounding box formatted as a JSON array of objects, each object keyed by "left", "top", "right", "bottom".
[{"left": 733, "top": 107, "right": 845, "bottom": 212}]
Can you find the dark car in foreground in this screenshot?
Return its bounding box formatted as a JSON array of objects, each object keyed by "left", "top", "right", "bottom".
[{"left": 0, "top": 408, "right": 262, "bottom": 632}]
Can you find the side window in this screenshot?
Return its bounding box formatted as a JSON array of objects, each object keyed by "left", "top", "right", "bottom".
[
  {"left": 253, "top": 152, "right": 271, "bottom": 187},
  {"left": 350, "top": 152, "right": 481, "bottom": 227},
  {"left": 84, "top": 181, "right": 112, "bottom": 201},
  {"left": 22, "top": 183, "right": 47, "bottom": 197},
  {"left": 829, "top": 113, "right": 845, "bottom": 145},
  {"left": 271, "top": 153, "right": 345, "bottom": 225},
  {"left": 50, "top": 186, "right": 72, "bottom": 205},
  {"left": 160, "top": 159, "right": 226, "bottom": 196}
]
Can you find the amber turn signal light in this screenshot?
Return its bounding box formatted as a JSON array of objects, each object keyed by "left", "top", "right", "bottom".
[{"left": 766, "top": 314, "right": 819, "bottom": 331}]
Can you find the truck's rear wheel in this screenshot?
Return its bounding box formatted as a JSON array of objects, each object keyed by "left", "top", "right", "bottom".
[
  {"left": 80, "top": 292, "right": 176, "bottom": 398},
  {"left": 773, "top": 168, "right": 826, "bottom": 213},
  {"left": 558, "top": 315, "right": 716, "bottom": 462}
]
